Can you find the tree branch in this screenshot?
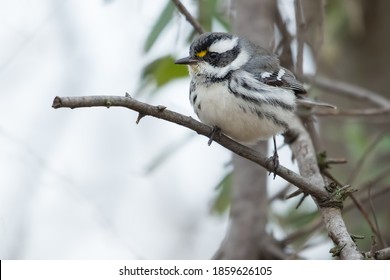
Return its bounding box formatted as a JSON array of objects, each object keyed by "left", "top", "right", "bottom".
[
  {"left": 365, "top": 247, "right": 390, "bottom": 260},
  {"left": 304, "top": 75, "right": 390, "bottom": 108},
  {"left": 314, "top": 107, "right": 390, "bottom": 117},
  {"left": 171, "top": 0, "right": 205, "bottom": 34},
  {"left": 52, "top": 94, "right": 330, "bottom": 201},
  {"left": 288, "top": 117, "right": 363, "bottom": 259}
]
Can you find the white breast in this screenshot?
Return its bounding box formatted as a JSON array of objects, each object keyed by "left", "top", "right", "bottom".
[{"left": 189, "top": 77, "right": 296, "bottom": 144}]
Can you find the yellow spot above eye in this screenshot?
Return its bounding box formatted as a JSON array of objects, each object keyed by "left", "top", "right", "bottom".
[{"left": 196, "top": 50, "right": 207, "bottom": 58}]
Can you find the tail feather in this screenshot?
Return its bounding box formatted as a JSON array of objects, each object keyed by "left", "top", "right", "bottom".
[{"left": 296, "top": 97, "right": 337, "bottom": 109}]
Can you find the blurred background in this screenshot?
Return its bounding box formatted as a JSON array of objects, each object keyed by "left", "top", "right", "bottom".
[
  {"left": 1, "top": 0, "right": 230, "bottom": 259},
  {"left": 0, "top": 0, "right": 389, "bottom": 259}
]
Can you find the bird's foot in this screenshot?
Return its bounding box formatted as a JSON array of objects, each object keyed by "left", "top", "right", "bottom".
[
  {"left": 266, "top": 150, "right": 279, "bottom": 179},
  {"left": 208, "top": 126, "right": 221, "bottom": 146}
]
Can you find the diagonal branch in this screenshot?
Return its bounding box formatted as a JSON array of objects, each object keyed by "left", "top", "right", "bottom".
[
  {"left": 304, "top": 75, "right": 390, "bottom": 108},
  {"left": 292, "top": 0, "right": 362, "bottom": 260},
  {"left": 52, "top": 94, "right": 330, "bottom": 201},
  {"left": 288, "top": 117, "right": 362, "bottom": 260},
  {"left": 171, "top": 0, "right": 205, "bottom": 34}
]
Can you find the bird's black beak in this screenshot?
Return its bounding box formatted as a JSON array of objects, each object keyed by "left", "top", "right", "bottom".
[{"left": 175, "top": 56, "right": 199, "bottom": 65}]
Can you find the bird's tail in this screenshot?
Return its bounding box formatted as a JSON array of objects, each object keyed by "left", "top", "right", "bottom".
[{"left": 296, "top": 97, "right": 337, "bottom": 110}]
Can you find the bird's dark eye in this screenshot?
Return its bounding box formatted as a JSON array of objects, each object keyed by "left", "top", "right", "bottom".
[{"left": 209, "top": 52, "right": 218, "bottom": 60}]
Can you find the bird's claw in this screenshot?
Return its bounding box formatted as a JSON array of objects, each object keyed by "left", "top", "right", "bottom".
[
  {"left": 267, "top": 136, "right": 279, "bottom": 179},
  {"left": 266, "top": 151, "right": 279, "bottom": 179},
  {"left": 208, "top": 126, "right": 221, "bottom": 146}
]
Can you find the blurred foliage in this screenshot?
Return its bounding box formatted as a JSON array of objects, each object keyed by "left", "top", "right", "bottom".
[
  {"left": 143, "top": 1, "right": 175, "bottom": 53},
  {"left": 270, "top": 204, "right": 321, "bottom": 250},
  {"left": 141, "top": 55, "right": 188, "bottom": 87},
  {"left": 343, "top": 124, "right": 368, "bottom": 162},
  {"left": 325, "top": 0, "right": 351, "bottom": 40},
  {"left": 198, "top": 0, "right": 230, "bottom": 32},
  {"left": 321, "top": 0, "right": 390, "bottom": 251},
  {"left": 211, "top": 171, "right": 232, "bottom": 215},
  {"left": 323, "top": 0, "right": 366, "bottom": 60},
  {"left": 277, "top": 206, "right": 319, "bottom": 229}
]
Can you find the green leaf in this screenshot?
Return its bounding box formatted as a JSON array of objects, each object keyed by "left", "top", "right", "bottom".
[
  {"left": 142, "top": 55, "right": 189, "bottom": 88},
  {"left": 277, "top": 206, "right": 319, "bottom": 229},
  {"left": 143, "top": 1, "right": 175, "bottom": 53},
  {"left": 211, "top": 171, "right": 232, "bottom": 215},
  {"left": 344, "top": 124, "right": 366, "bottom": 162}
]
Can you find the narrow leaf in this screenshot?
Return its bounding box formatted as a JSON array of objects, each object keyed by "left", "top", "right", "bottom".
[
  {"left": 211, "top": 172, "right": 232, "bottom": 215},
  {"left": 143, "top": 1, "right": 175, "bottom": 53},
  {"left": 142, "top": 55, "right": 189, "bottom": 88}
]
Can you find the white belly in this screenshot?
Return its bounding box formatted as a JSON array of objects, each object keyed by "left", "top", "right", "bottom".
[{"left": 190, "top": 82, "right": 296, "bottom": 144}]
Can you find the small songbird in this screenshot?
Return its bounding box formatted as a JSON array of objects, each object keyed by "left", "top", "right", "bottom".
[{"left": 175, "top": 32, "right": 308, "bottom": 168}]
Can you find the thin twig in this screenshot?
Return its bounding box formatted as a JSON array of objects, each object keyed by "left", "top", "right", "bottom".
[
  {"left": 349, "top": 194, "right": 380, "bottom": 239},
  {"left": 284, "top": 184, "right": 390, "bottom": 247},
  {"left": 269, "top": 184, "right": 292, "bottom": 202},
  {"left": 325, "top": 158, "right": 348, "bottom": 165},
  {"left": 304, "top": 75, "right": 390, "bottom": 108},
  {"left": 368, "top": 185, "right": 386, "bottom": 248},
  {"left": 344, "top": 169, "right": 390, "bottom": 211},
  {"left": 281, "top": 218, "right": 323, "bottom": 246},
  {"left": 357, "top": 168, "right": 390, "bottom": 194},
  {"left": 322, "top": 169, "right": 382, "bottom": 240},
  {"left": 314, "top": 107, "right": 390, "bottom": 117},
  {"left": 274, "top": 6, "right": 294, "bottom": 68},
  {"left": 347, "top": 132, "right": 385, "bottom": 186},
  {"left": 171, "top": 0, "right": 205, "bottom": 34},
  {"left": 285, "top": 185, "right": 390, "bottom": 254},
  {"left": 294, "top": 0, "right": 304, "bottom": 78}
]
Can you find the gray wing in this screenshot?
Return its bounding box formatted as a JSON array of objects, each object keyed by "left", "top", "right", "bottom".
[
  {"left": 242, "top": 50, "right": 307, "bottom": 96},
  {"left": 256, "top": 67, "right": 307, "bottom": 96}
]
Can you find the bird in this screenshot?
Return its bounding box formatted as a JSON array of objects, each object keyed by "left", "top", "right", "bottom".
[{"left": 175, "top": 32, "right": 312, "bottom": 173}]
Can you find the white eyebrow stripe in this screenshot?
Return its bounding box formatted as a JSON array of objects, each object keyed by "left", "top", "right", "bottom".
[{"left": 209, "top": 37, "right": 239, "bottom": 53}]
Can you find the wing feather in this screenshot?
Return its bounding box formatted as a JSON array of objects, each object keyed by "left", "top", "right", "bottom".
[{"left": 258, "top": 68, "right": 307, "bottom": 96}]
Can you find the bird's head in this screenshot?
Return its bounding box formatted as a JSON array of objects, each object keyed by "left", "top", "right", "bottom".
[{"left": 175, "top": 32, "right": 251, "bottom": 79}]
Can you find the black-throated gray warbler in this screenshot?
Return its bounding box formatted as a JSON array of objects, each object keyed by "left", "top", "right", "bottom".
[{"left": 175, "top": 32, "right": 308, "bottom": 168}]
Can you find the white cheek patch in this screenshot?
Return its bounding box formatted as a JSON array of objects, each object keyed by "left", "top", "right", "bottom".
[
  {"left": 209, "top": 37, "right": 239, "bottom": 53},
  {"left": 229, "top": 48, "right": 250, "bottom": 69}
]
